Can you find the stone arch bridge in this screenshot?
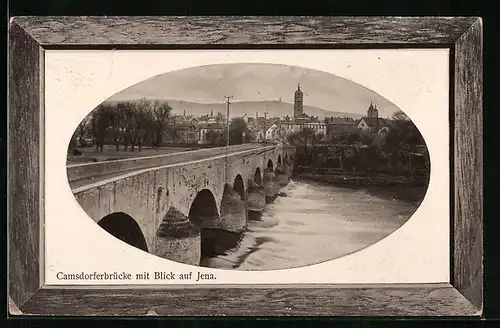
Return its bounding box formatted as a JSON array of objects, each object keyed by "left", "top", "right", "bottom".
[{"left": 67, "top": 143, "right": 295, "bottom": 265}]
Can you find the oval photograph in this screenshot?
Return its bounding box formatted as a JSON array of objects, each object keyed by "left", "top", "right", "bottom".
[{"left": 67, "top": 63, "right": 430, "bottom": 271}]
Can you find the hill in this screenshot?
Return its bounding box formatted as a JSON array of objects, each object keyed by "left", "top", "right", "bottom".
[{"left": 104, "top": 99, "right": 363, "bottom": 120}]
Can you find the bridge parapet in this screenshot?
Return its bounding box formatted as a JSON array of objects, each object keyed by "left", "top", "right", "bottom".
[
  {"left": 67, "top": 143, "right": 261, "bottom": 183},
  {"left": 69, "top": 142, "right": 293, "bottom": 266}
]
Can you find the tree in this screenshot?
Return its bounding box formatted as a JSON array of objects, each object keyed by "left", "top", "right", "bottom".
[
  {"left": 147, "top": 99, "right": 172, "bottom": 149},
  {"left": 380, "top": 110, "right": 427, "bottom": 176},
  {"left": 92, "top": 103, "right": 115, "bottom": 152},
  {"left": 229, "top": 117, "right": 248, "bottom": 145},
  {"left": 106, "top": 106, "right": 123, "bottom": 151},
  {"left": 287, "top": 130, "right": 303, "bottom": 145},
  {"left": 134, "top": 99, "right": 155, "bottom": 151},
  {"left": 115, "top": 101, "right": 137, "bottom": 151},
  {"left": 360, "top": 132, "right": 374, "bottom": 146},
  {"left": 75, "top": 116, "right": 91, "bottom": 146},
  {"left": 392, "top": 110, "right": 410, "bottom": 122},
  {"left": 344, "top": 132, "right": 360, "bottom": 144},
  {"left": 245, "top": 129, "right": 257, "bottom": 143},
  {"left": 307, "top": 129, "right": 324, "bottom": 169},
  {"left": 287, "top": 127, "right": 324, "bottom": 166},
  {"left": 301, "top": 127, "right": 322, "bottom": 147},
  {"left": 204, "top": 130, "right": 224, "bottom": 145}
]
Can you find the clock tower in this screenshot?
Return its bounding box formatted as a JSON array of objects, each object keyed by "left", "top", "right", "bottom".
[{"left": 294, "top": 83, "right": 303, "bottom": 118}]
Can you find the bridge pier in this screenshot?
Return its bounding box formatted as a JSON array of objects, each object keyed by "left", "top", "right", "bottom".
[
  {"left": 275, "top": 165, "right": 289, "bottom": 187},
  {"left": 247, "top": 178, "right": 265, "bottom": 221},
  {"left": 263, "top": 170, "right": 280, "bottom": 203},
  {"left": 154, "top": 206, "right": 201, "bottom": 266},
  {"left": 247, "top": 179, "right": 265, "bottom": 211},
  {"left": 197, "top": 184, "right": 247, "bottom": 259},
  {"left": 217, "top": 183, "right": 247, "bottom": 233},
  {"left": 284, "top": 158, "right": 294, "bottom": 178}
]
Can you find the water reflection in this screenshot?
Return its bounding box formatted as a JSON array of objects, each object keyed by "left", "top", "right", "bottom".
[{"left": 200, "top": 179, "right": 420, "bottom": 271}]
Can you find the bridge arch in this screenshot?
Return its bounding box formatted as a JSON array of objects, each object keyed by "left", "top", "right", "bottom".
[
  {"left": 188, "top": 189, "right": 218, "bottom": 227},
  {"left": 97, "top": 212, "right": 148, "bottom": 252},
  {"left": 254, "top": 167, "right": 262, "bottom": 185},
  {"left": 267, "top": 159, "right": 274, "bottom": 172},
  {"left": 233, "top": 174, "right": 245, "bottom": 200}
]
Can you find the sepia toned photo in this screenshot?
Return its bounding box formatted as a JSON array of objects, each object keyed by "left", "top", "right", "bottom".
[
  {"left": 66, "top": 63, "right": 430, "bottom": 271},
  {"left": 9, "top": 16, "right": 482, "bottom": 317}
]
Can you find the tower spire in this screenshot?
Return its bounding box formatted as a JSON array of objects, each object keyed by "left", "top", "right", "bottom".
[{"left": 294, "top": 82, "right": 303, "bottom": 118}]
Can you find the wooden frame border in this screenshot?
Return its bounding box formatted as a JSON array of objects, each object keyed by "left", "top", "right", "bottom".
[{"left": 8, "top": 16, "right": 483, "bottom": 317}]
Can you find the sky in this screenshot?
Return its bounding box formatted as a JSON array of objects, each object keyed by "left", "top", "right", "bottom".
[{"left": 108, "top": 63, "right": 401, "bottom": 118}]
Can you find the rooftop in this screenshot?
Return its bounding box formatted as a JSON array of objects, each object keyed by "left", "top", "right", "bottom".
[{"left": 359, "top": 117, "right": 388, "bottom": 128}]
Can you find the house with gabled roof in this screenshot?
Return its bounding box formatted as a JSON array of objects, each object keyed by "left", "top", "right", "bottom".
[
  {"left": 357, "top": 102, "right": 390, "bottom": 135},
  {"left": 198, "top": 122, "right": 225, "bottom": 144}
]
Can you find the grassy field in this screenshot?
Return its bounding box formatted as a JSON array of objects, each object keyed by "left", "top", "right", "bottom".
[{"left": 67, "top": 145, "right": 200, "bottom": 164}]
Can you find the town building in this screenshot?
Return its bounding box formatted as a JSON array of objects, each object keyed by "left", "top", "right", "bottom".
[
  {"left": 325, "top": 117, "right": 359, "bottom": 139},
  {"left": 278, "top": 84, "right": 327, "bottom": 137},
  {"left": 173, "top": 123, "right": 199, "bottom": 144},
  {"left": 198, "top": 122, "right": 225, "bottom": 144},
  {"left": 197, "top": 110, "right": 224, "bottom": 125},
  {"left": 265, "top": 123, "right": 279, "bottom": 140},
  {"left": 248, "top": 126, "right": 265, "bottom": 142},
  {"left": 357, "top": 102, "right": 390, "bottom": 135}
]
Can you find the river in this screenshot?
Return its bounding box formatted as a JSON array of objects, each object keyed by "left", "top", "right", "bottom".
[{"left": 200, "top": 179, "right": 422, "bottom": 271}]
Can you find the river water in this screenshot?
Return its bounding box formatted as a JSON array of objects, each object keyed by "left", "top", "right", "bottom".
[{"left": 200, "top": 179, "right": 421, "bottom": 271}]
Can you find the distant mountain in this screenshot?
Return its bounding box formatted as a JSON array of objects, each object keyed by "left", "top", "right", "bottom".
[
  {"left": 107, "top": 63, "right": 401, "bottom": 118},
  {"left": 103, "top": 99, "right": 363, "bottom": 120}
]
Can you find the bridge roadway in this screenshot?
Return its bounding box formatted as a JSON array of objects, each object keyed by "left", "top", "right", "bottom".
[{"left": 67, "top": 143, "right": 266, "bottom": 191}]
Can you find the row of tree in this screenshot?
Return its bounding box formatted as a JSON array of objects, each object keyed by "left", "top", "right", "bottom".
[
  {"left": 70, "top": 99, "right": 255, "bottom": 153},
  {"left": 71, "top": 98, "right": 173, "bottom": 152}
]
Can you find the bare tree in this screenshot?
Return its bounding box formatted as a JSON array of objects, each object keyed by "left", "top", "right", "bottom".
[
  {"left": 133, "top": 98, "right": 150, "bottom": 151},
  {"left": 93, "top": 104, "right": 115, "bottom": 152},
  {"left": 116, "top": 101, "right": 137, "bottom": 151},
  {"left": 392, "top": 110, "right": 410, "bottom": 122},
  {"left": 107, "top": 107, "right": 123, "bottom": 151},
  {"left": 76, "top": 116, "right": 91, "bottom": 146},
  {"left": 150, "top": 100, "right": 172, "bottom": 149}
]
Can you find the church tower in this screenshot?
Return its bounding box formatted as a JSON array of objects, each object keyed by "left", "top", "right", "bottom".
[
  {"left": 367, "top": 101, "right": 378, "bottom": 119},
  {"left": 367, "top": 101, "right": 379, "bottom": 134},
  {"left": 294, "top": 83, "right": 303, "bottom": 118}
]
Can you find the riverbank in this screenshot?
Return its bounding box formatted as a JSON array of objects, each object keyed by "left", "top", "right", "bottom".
[{"left": 294, "top": 174, "right": 428, "bottom": 205}]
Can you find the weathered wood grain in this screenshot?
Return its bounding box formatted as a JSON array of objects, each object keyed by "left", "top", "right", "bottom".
[
  {"left": 9, "top": 297, "right": 23, "bottom": 315},
  {"left": 454, "top": 19, "right": 483, "bottom": 312},
  {"left": 20, "top": 284, "right": 479, "bottom": 316},
  {"left": 12, "top": 16, "right": 477, "bottom": 46},
  {"left": 8, "top": 21, "right": 43, "bottom": 309}
]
